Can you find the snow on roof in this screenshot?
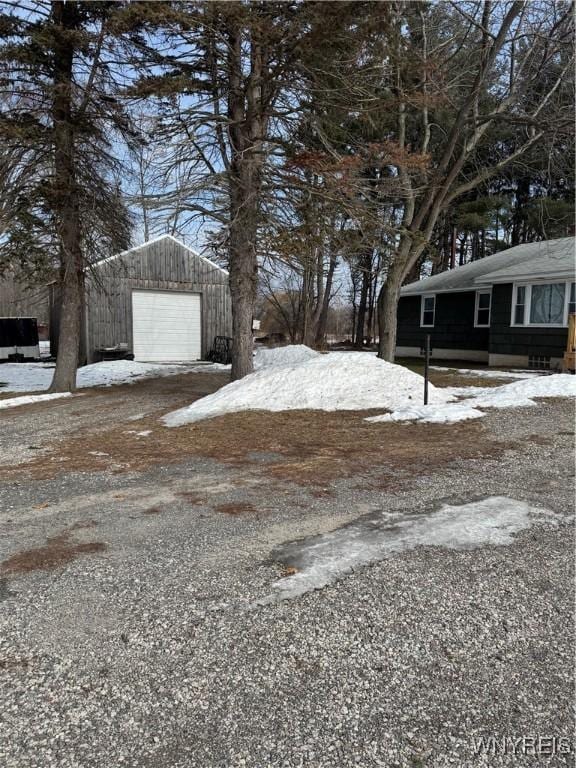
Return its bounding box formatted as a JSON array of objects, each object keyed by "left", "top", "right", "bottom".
[
  {"left": 401, "top": 237, "right": 575, "bottom": 296},
  {"left": 93, "top": 234, "right": 229, "bottom": 276}
]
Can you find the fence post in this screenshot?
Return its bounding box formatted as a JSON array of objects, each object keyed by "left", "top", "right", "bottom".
[{"left": 424, "top": 334, "right": 431, "bottom": 405}]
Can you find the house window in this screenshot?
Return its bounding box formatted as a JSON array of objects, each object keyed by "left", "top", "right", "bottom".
[
  {"left": 475, "top": 290, "right": 491, "bottom": 327},
  {"left": 568, "top": 282, "right": 576, "bottom": 316},
  {"left": 512, "top": 281, "right": 574, "bottom": 327},
  {"left": 421, "top": 295, "right": 435, "bottom": 327},
  {"left": 528, "top": 355, "right": 551, "bottom": 370},
  {"left": 513, "top": 285, "right": 526, "bottom": 325},
  {"left": 529, "top": 283, "right": 565, "bottom": 324}
]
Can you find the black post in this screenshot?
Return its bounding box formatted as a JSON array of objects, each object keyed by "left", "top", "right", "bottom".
[{"left": 424, "top": 334, "right": 430, "bottom": 405}]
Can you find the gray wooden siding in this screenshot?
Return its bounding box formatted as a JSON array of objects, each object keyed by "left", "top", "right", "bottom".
[
  {"left": 0, "top": 274, "right": 50, "bottom": 324},
  {"left": 85, "top": 238, "right": 231, "bottom": 362}
]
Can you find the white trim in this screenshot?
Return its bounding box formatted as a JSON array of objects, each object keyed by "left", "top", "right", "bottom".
[
  {"left": 474, "top": 289, "right": 492, "bottom": 327},
  {"left": 420, "top": 294, "right": 436, "bottom": 327},
  {"left": 511, "top": 280, "right": 575, "bottom": 328},
  {"left": 92, "top": 234, "right": 229, "bottom": 276},
  {"left": 403, "top": 286, "right": 479, "bottom": 296}
]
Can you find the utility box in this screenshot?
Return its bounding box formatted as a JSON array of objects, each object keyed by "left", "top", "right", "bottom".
[{"left": 0, "top": 317, "right": 40, "bottom": 362}]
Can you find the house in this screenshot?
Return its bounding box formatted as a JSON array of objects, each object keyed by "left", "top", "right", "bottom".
[{"left": 396, "top": 237, "right": 575, "bottom": 368}]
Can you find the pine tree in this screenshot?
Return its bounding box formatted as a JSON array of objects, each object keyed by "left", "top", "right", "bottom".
[{"left": 0, "top": 1, "right": 134, "bottom": 391}]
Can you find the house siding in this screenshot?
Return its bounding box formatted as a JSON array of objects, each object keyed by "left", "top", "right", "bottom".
[
  {"left": 489, "top": 283, "right": 568, "bottom": 358},
  {"left": 397, "top": 291, "right": 489, "bottom": 352}
]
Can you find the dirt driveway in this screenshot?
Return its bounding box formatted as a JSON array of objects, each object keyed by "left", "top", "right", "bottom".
[{"left": 0, "top": 370, "right": 574, "bottom": 768}]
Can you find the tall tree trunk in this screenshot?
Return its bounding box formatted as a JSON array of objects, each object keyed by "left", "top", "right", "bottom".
[
  {"left": 314, "top": 250, "right": 337, "bottom": 346},
  {"left": 227, "top": 22, "right": 263, "bottom": 381},
  {"left": 354, "top": 251, "right": 371, "bottom": 348},
  {"left": 459, "top": 233, "right": 467, "bottom": 265},
  {"left": 49, "top": 1, "right": 84, "bottom": 393},
  {"left": 366, "top": 258, "right": 379, "bottom": 346},
  {"left": 377, "top": 235, "right": 427, "bottom": 362},
  {"left": 301, "top": 258, "right": 315, "bottom": 346},
  {"left": 377, "top": 258, "right": 404, "bottom": 362},
  {"left": 228, "top": 179, "right": 258, "bottom": 380},
  {"left": 511, "top": 176, "right": 530, "bottom": 246}
]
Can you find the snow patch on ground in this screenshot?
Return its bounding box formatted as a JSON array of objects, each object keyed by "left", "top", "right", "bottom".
[
  {"left": 164, "top": 351, "right": 450, "bottom": 426},
  {"left": 370, "top": 373, "right": 576, "bottom": 424},
  {"left": 0, "top": 392, "right": 73, "bottom": 410},
  {"left": 366, "top": 402, "right": 485, "bottom": 424},
  {"left": 0, "top": 360, "right": 211, "bottom": 393},
  {"left": 258, "top": 497, "right": 560, "bottom": 603},
  {"left": 465, "top": 373, "right": 576, "bottom": 408}
]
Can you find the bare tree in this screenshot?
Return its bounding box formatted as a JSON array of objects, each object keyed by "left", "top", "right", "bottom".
[{"left": 374, "top": 0, "right": 574, "bottom": 360}]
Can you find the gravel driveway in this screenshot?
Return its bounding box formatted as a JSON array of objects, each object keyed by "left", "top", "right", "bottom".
[{"left": 0, "top": 374, "right": 573, "bottom": 768}]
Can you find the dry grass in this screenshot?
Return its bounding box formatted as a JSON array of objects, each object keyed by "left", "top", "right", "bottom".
[
  {"left": 1, "top": 526, "right": 107, "bottom": 574},
  {"left": 0, "top": 406, "right": 517, "bottom": 487},
  {"left": 0, "top": 365, "right": 523, "bottom": 488},
  {"left": 428, "top": 370, "right": 509, "bottom": 388}
]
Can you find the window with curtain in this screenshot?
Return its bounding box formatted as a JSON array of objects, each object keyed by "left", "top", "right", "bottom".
[{"left": 529, "top": 283, "right": 565, "bottom": 324}]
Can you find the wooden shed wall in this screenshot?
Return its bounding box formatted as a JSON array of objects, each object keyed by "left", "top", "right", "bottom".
[
  {"left": 0, "top": 274, "right": 50, "bottom": 325},
  {"left": 85, "top": 238, "right": 231, "bottom": 362}
]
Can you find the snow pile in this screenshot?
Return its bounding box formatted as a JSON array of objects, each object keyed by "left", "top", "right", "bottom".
[
  {"left": 366, "top": 402, "right": 484, "bottom": 425},
  {"left": 0, "top": 392, "right": 73, "bottom": 410},
  {"left": 254, "top": 344, "right": 320, "bottom": 370},
  {"left": 164, "top": 351, "right": 449, "bottom": 426},
  {"left": 258, "top": 497, "right": 559, "bottom": 603},
  {"left": 0, "top": 360, "right": 208, "bottom": 393}
]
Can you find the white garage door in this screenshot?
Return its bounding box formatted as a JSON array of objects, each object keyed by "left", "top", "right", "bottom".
[{"left": 132, "top": 290, "right": 201, "bottom": 362}]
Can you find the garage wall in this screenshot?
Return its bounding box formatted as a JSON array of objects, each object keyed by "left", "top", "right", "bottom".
[
  {"left": 0, "top": 274, "right": 51, "bottom": 325},
  {"left": 84, "top": 236, "right": 231, "bottom": 362}
]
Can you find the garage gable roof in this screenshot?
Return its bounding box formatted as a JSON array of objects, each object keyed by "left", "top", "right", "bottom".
[
  {"left": 93, "top": 234, "right": 229, "bottom": 276},
  {"left": 401, "top": 237, "right": 575, "bottom": 296}
]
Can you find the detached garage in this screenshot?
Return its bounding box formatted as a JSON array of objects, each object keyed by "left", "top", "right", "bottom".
[{"left": 51, "top": 235, "right": 231, "bottom": 364}]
